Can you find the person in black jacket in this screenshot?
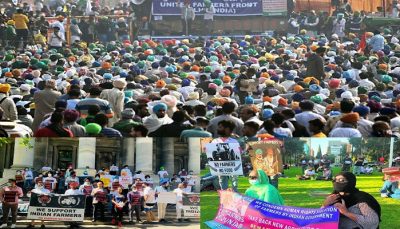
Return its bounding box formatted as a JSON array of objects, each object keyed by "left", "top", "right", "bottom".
[{"left": 305, "top": 46, "right": 326, "bottom": 80}]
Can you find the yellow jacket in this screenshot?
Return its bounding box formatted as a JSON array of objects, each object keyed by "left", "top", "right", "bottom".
[{"left": 12, "top": 13, "right": 29, "bottom": 30}]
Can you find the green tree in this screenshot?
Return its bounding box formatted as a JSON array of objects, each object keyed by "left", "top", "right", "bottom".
[
  {"left": 283, "top": 138, "right": 307, "bottom": 165},
  {"left": 316, "top": 145, "right": 322, "bottom": 159}
]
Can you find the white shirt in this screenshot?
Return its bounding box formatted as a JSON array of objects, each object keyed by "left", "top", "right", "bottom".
[
  {"left": 32, "top": 187, "right": 50, "bottom": 195},
  {"left": 359, "top": 79, "right": 375, "bottom": 90},
  {"left": 143, "top": 186, "right": 156, "bottom": 204},
  {"left": 357, "top": 118, "right": 374, "bottom": 137},
  {"left": 329, "top": 127, "right": 362, "bottom": 137},
  {"left": 173, "top": 188, "right": 184, "bottom": 203},
  {"left": 157, "top": 170, "right": 168, "bottom": 178},
  {"left": 24, "top": 170, "right": 33, "bottom": 180},
  {"left": 204, "top": 5, "right": 216, "bottom": 20},
  {"left": 295, "top": 111, "right": 326, "bottom": 134},
  {"left": 133, "top": 173, "right": 145, "bottom": 181},
  {"left": 64, "top": 189, "right": 83, "bottom": 195}
]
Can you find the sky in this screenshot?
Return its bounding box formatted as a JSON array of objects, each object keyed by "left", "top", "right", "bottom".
[{"left": 309, "top": 138, "right": 350, "bottom": 155}]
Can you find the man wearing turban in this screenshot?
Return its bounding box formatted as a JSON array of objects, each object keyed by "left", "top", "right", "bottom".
[
  {"left": 143, "top": 102, "right": 173, "bottom": 134},
  {"left": 0, "top": 84, "right": 17, "bottom": 121},
  {"left": 100, "top": 79, "right": 127, "bottom": 126}
]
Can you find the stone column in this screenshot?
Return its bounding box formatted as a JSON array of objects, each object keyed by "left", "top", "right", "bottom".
[
  {"left": 122, "top": 138, "right": 135, "bottom": 172},
  {"left": 135, "top": 138, "right": 153, "bottom": 174},
  {"left": 77, "top": 138, "right": 96, "bottom": 169},
  {"left": 162, "top": 138, "right": 175, "bottom": 177},
  {"left": 188, "top": 138, "right": 201, "bottom": 192},
  {"left": 11, "top": 138, "right": 35, "bottom": 169}
]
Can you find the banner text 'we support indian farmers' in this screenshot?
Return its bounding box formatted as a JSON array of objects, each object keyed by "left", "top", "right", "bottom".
[
  {"left": 205, "top": 191, "right": 339, "bottom": 229},
  {"left": 27, "top": 193, "right": 86, "bottom": 221},
  {"left": 152, "top": 0, "right": 263, "bottom": 16}
]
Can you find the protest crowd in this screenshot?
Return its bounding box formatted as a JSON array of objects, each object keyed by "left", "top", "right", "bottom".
[
  {"left": 0, "top": 164, "right": 197, "bottom": 228},
  {"left": 1, "top": 1, "right": 400, "bottom": 139}
]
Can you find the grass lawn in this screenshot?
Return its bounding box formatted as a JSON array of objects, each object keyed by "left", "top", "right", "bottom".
[{"left": 200, "top": 167, "right": 400, "bottom": 229}]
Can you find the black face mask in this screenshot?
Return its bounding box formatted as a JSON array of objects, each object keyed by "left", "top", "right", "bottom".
[{"left": 333, "top": 182, "right": 349, "bottom": 193}]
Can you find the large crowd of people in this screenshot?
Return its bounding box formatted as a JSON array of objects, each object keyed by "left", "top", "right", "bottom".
[
  {"left": 0, "top": 164, "right": 196, "bottom": 228},
  {"left": 0, "top": 2, "right": 400, "bottom": 138}
]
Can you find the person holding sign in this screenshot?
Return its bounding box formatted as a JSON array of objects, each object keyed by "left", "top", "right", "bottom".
[
  {"left": 174, "top": 183, "right": 190, "bottom": 222},
  {"left": 26, "top": 179, "right": 50, "bottom": 229},
  {"left": 0, "top": 179, "right": 23, "bottom": 229},
  {"left": 79, "top": 178, "right": 94, "bottom": 217},
  {"left": 245, "top": 170, "right": 284, "bottom": 205},
  {"left": 143, "top": 182, "right": 157, "bottom": 223},
  {"left": 155, "top": 181, "right": 169, "bottom": 223},
  {"left": 323, "top": 172, "right": 381, "bottom": 229},
  {"left": 211, "top": 120, "right": 243, "bottom": 192},
  {"left": 111, "top": 187, "right": 127, "bottom": 227},
  {"left": 91, "top": 180, "right": 108, "bottom": 222},
  {"left": 127, "top": 185, "right": 143, "bottom": 223}
]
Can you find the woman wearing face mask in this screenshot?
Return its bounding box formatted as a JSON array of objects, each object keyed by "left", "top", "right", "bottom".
[
  {"left": 244, "top": 170, "right": 284, "bottom": 205},
  {"left": 79, "top": 178, "right": 94, "bottom": 217},
  {"left": 323, "top": 172, "right": 381, "bottom": 229}
]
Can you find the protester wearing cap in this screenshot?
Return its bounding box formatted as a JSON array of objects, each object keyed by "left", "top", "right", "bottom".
[
  {"left": 0, "top": 179, "right": 23, "bottom": 229},
  {"left": 0, "top": 84, "right": 17, "bottom": 121}
]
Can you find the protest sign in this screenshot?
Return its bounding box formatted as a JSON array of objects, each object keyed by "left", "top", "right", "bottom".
[
  {"left": 28, "top": 193, "right": 85, "bottom": 221},
  {"left": 248, "top": 140, "right": 283, "bottom": 176},
  {"left": 119, "top": 173, "right": 133, "bottom": 189},
  {"left": 152, "top": 0, "right": 262, "bottom": 16},
  {"left": 157, "top": 192, "right": 177, "bottom": 204},
  {"left": 206, "top": 143, "right": 243, "bottom": 176},
  {"left": 182, "top": 193, "right": 200, "bottom": 218},
  {"left": 205, "top": 191, "right": 339, "bottom": 229}
]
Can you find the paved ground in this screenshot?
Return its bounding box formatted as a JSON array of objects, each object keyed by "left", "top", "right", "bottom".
[{"left": 7, "top": 205, "right": 199, "bottom": 228}]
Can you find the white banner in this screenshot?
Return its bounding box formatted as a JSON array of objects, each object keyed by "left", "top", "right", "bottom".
[
  {"left": 28, "top": 206, "right": 85, "bottom": 221},
  {"left": 183, "top": 206, "right": 200, "bottom": 218},
  {"left": 157, "top": 192, "right": 177, "bottom": 204},
  {"left": 205, "top": 143, "right": 243, "bottom": 176}
]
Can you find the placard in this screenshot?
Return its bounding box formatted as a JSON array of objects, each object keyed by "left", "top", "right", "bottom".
[
  {"left": 182, "top": 193, "right": 200, "bottom": 218},
  {"left": 205, "top": 143, "right": 243, "bottom": 176},
  {"left": 248, "top": 140, "right": 283, "bottom": 176},
  {"left": 157, "top": 192, "right": 177, "bottom": 204}
]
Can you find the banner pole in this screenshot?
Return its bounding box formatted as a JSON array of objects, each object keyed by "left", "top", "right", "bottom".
[{"left": 389, "top": 137, "right": 394, "bottom": 168}]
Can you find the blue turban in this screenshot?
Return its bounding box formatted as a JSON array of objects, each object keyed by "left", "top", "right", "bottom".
[
  {"left": 245, "top": 96, "right": 254, "bottom": 104},
  {"left": 292, "top": 93, "right": 304, "bottom": 102},
  {"left": 353, "top": 106, "right": 370, "bottom": 117},
  {"left": 103, "top": 73, "right": 113, "bottom": 80},
  {"left": 262, "top": 109, "right": 274, "bottom": 119},
  {"left": 309, "top": 84, "right": 321, "bottom": 93},
  {"left": 286, "top": 73, "right": 294, "bottom": 81},
  {"left": 153, "top": 103, "right": 168, "bottom": 113}
]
